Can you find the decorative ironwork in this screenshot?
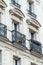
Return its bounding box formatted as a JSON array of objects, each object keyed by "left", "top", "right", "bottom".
[
  {"left": 0, "top": 23, "right": 7, "bottom": 38},
  {"left": 30, "top": 40, "right": 42, "bottom": 54},
  {"left": 11, "top": 0, "right": 21, "bottom": 9},
  {"left": 27, "top": 9, "right": 37, "bottom": 18},
  {"left": 12, "top": 30, "right": 26, "bottom": 47}
]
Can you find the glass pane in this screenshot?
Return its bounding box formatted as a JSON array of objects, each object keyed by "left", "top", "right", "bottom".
[
  {"left": 15, "top": 60, "right": 17, "bottom": 65},
  {"left": 29, "top": 2, "right": 34, "bottom": 12},
  {"left": 14, "top": 24, "right": 17, "bottom": 31},
  {"left": 13, "top": 59, "right": 15, "bottom": 65},
  {"left": 13, "top": 59, "right": 17, "bottom": 65},
  {"left": 31, "top": 33, "right": 34, "bottom": 39}
]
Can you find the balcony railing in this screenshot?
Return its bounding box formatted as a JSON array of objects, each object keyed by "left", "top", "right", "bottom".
[
  {"left": 0, "top": 23, "right": 7, "bottom": 38},
  {"left": 27, "top": 9, "right": 37, "bottom": 19},
  {"left": 11, "top": 0, "right": 21, "bottom": 9},
  {"left": 30, "top": 39, "right": 42, "bottom": 54},
  {"left": 12, "top": 30, "right": 26, "bottom": 47}
]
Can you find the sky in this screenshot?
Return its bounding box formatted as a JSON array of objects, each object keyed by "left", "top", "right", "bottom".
[
  {"left": 39, "top": 0, "right": 43, "bottom": 53},
  {"left": 38, "top": 0, "right": 43, "bottom": 45}
]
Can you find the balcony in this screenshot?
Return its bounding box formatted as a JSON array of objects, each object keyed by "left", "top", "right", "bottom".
[
  {"left": 11, "top": 0, "right": 21, "bottom": 9},
  {"left": 27, "top": 10, "right": 37, "bottom": 19},
  {"left": 12, "top": 30, "right": 26, "bottom": 47},
  {"left": 0, "top": 23, "right": 7, "bottom": 38},
  {"left": 30, "top": 39, "right": 42, "bottom": 55}
]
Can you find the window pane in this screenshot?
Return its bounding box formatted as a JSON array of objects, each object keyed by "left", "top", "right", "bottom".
[
  {"left": 15, "top": 60, "right": 17, "bottom": 65},
  {"left": 29, "top": 2, "right": 34, "bottom": 12},
  {"left": 13, "top": 59, "right": 15, "bottom": 65},
  {"left": 29, "top": 3, "right": 32, "bottom": 11},
  {"left": 13, "top": 57, "right": 20, "bottom": 65},
  {"left": 31, "top": 33, "right": 34, "bottom": 39},
  {"left": 14, "top": 24, "right": 17, "bottom": 31}
]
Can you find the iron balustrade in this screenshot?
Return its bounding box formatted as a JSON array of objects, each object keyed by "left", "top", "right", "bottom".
[
  {"left": 30, "top": 40, "right": 42, "bottom": 54},
  {"left": 12, "top": 30, "right": 26, "bottom": 47},
  {"left": 11, "top": 0, "right": 21, "bottom": 9},
  {"left": 0, "top": 23, "right": 42, "bottom": 52},
  {"left": 27, "top": 9, "right": 37, "bottom": 19},
  {"left": 0, "top": 23, "right": 7, "bottom": 38}
]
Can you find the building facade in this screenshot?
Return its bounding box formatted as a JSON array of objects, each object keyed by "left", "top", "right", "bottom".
[{"left": 0, "top": 0, "right": 43, "bottom": 65}]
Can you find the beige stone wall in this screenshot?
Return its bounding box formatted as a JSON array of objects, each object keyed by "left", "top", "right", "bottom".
[
  {"left": 0, "top": 41, "right": 43, "bottom": 65},
  {"left": 0, "top": 0, "right": 43, "bottom": 65}
]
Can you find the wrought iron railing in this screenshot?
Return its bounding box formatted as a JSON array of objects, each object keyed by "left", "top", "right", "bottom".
[
  {"left": 12, "top": 30, "right": 26, "bottom": 47},
  {"left": 30, "top": 40, "right": 42, "bottom": 54},
  {"left": 0, "top": 23, "right": 7, "bottom": 38},
  {"left": 11, "top": 0, "right": 21, "bottom": 9},
  {"left": 27, "top": 9, "right": 37, "bottom": 19}
]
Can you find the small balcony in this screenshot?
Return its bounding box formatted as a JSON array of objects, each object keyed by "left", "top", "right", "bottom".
[
  {"left": 27, "top": 10, "right": 37, "bottom": 19},
  {"left": 30, "top": 39, "right": 42, "bottom": 55},
  {"left": 11, "top": 0, "right": 21, "bottom": 9},
  {"left": 0, "top": 23, "right": 7, "bottom": 38},
  {"left": 12, "top": 30, "right": 26, "bottom": 47}
]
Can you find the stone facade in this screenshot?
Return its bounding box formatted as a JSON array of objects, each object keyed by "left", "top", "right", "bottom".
[{"left": 0, "top": 0, "right": 43, "bottom": 65}]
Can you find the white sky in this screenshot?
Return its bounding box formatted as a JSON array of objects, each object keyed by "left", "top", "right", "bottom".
[{"left": 38, "top": 0, "right": 43, "bottom": 45}]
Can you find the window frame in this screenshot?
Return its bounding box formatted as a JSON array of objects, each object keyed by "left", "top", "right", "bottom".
[
  {"left": 13, "top": 56, "right": 20, "bottom": 65},
  {"left": 29, "top": 2, "right": 34, "bottom": 12}
]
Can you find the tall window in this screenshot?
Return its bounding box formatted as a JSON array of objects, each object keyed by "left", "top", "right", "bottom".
[
  {"left": 0, "top": 50, "right": 2, "bottom": 65},
  {"left": 29, "top": 2, "right": 34, "bottom": 12},
  {"left": 12, "top": 21, "right": 20, "bottom": 31},
  {"left": 31, "top": 32, "right": 34, "bottom": 39},
  {"left": 14, "top": 23, "right": 17, "bottom": 31},
  {"left": 13, "top": 57, "right": 20, "bottom": 65},
  {"left": 30, "top": 29, "right": 36, "bottom": 40}
]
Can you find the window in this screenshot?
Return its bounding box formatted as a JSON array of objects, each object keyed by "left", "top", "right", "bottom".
[
  {"left": 13, "top": 60, "right": 17, "bottom": 65},
  {"left": 29, "top": 2, "right": 34, "bottom": 12},
  {"left": 31, "top": 32, "right": 34, "bottom": 39},
  {"left": 0, "top": 50, "right": 2, "bottom": 65},
  {"left": 30, "top": 29, "right": 36, "bottom": 40},
  {"left": 14, "top": 24, "right": 17, "bottom": 31},
  {"left": 13, "top": 56, "right": 20, "bottom": 65},
  {"left": 12, "top": 21, "right": 20, "bottom": 31}
]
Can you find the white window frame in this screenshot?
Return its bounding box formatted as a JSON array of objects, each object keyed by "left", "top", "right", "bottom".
[
  {"left": 29, "top": 29, "right": 36, "bottom": 40},
  {"left": 12, "top": 21, "right": 20, "bottom": 31},
  {"left": 13, "top": 56, "right": 20, "bottom": 65}
]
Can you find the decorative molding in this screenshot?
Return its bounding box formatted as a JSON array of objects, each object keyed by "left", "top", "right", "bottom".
[
  {"left": 0, "top": 0, "right": 7, "bottom": 9},
  {"left": 35, "top": 0, "right": 40, "bottom": 3},
  {"left": 9, "top": 8, "right": 25, "bottom": 19},
  {"left": 26, "top": 18, "right": 41, "bottom": 29}
]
